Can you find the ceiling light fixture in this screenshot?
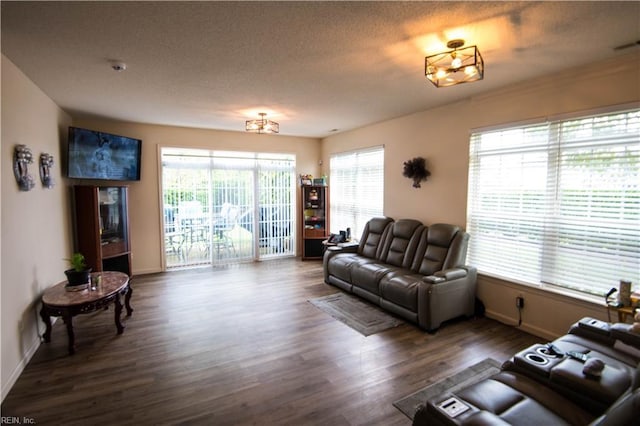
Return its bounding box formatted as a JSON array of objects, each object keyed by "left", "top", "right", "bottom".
[
  {"left": 425, "top": 39, "right": 484, "bottom": 88},
  {"left": 245, "top": 112, "right": 279, "bottom": 134}
]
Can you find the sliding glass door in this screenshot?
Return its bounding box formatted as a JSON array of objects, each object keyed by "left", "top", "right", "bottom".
[{"left": 161, "top": 148, "right": 296, "bottom": 268}]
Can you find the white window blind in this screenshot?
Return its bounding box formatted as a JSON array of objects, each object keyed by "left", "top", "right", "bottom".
[
  {"left": 467, "top": 109, "right": 640, "bottom": 297},
  {"left": 330, "top": 146, "right": 384, "bottom": 239}
]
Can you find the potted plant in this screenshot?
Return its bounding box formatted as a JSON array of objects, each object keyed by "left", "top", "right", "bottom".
[{"left": 64, "top": 252, "right": 92, "bottom": 288}]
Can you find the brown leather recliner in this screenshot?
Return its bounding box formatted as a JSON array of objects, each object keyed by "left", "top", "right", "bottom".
[
  {"left": 379, "top": 223, "right": 476, "bottom": 331},
  {"left": 323, "top": 217, "right": 477, "bottom": 331},
  {"left": 412, "top": 318, "right": 640, "bottom": 426}
]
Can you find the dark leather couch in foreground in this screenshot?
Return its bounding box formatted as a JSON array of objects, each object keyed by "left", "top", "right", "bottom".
[
  {"left": 413, "top": 317, "right": 640, "bottom": 425},
  {"left": 323, "top": 217, "right": 477, "bottom": 332}
]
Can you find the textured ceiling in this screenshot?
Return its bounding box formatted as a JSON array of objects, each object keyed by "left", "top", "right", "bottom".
[{"left": 2, "top": 1, "right": 639, "bottom": 137}]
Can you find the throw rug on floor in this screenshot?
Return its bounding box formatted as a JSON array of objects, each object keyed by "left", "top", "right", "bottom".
[
  {"left": 308, "top": 292, "right": 404, "bottom": 336},
  {"left": 393, "top": 358, "right": 502, "bottom": 420}
]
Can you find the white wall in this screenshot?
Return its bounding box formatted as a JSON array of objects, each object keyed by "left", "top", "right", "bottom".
[
  {"left": 70, "top": 119, "right": 322, "bottom": 275},
  {"left": 1, "top": 55, "right": 73, "bottom": 400},
  {"left": 321, "top": 52, "right": 640, "bottom": 339}
]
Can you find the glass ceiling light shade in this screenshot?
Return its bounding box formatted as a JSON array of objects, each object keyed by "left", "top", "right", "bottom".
[
  {"left": 245, "top": 112, "right": 279, "bottom": 134},
  {"left": 425, "top": 39, "right": 484, "bottom": 88}
]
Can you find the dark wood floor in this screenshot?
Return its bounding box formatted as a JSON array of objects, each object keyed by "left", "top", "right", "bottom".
[{"left": 2, "top": 258, "right": 540, "bottom": 425}]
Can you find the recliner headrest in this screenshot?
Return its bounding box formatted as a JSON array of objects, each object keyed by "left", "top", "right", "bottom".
[
  {"left": 368, "top": 217, "right": 393, "bottom": 233},
  {"left": 427, "top": 223, "right": 460, "bottom": 247},
  {"left": 391, "top": 219, "right": 423, "bottom": 239}
]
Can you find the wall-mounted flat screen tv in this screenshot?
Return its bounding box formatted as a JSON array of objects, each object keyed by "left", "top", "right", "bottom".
[{"left": 67, "top": 127, "right": 142, "bottom": 181}]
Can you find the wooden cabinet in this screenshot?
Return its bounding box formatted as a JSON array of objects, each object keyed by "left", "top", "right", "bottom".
[
  {"left": 301, "top": 185, "right": 329, "bottom": 259},
  {"left": 72, "top": 185, "right": 132, "bottom": 276}
]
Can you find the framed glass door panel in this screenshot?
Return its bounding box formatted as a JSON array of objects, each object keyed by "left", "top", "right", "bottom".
[
  {"left": 161, "top": 148, "right": 295, "bottom": 269},
  {"left": 257, "top": 160, "right": 295, "bottom": 258},
  {"left": 162, "top": 158, "right": 211, "bottom": 268},
  {"left": 210, "top": 164, "right": 255, "bottom": 264}
]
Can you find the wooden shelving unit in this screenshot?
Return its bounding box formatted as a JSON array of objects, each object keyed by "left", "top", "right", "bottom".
[
  {"left": 72, "top": 185, "right": 132, "bottom": 276},
  {"left": 301, "top": 185, "right": 329, "bottom": 260}
]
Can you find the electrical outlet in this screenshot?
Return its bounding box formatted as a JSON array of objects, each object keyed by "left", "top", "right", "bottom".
[{"left": 516, "top": 296, "right": 524, "bottom": 309}]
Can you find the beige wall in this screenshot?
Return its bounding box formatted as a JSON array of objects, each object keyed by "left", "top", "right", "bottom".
[
  {"left": 1, "top": 55, "right": 73, "bottom": 399},
  {"left": 2, "top": 49, "right": 638, "bottom": 400},
  {"left": 1, "top": 57, "right": 320, "bottom": 398},
  {"left": 70, "top": 119, "right": 322, "bottom": 275},
  {"left": 321, "top": 52, "right": 640, "bottom": 339},
  {"left": 321, "top": 101, "right": 472, "bottom": 226}
]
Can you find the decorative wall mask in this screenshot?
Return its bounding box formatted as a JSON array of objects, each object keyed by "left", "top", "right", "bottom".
[
  {"left": 402, "top": 157, "right": 431, "bottom": 188},
  {"left": 13, "top": 145, "right": 35, "bottom": 191},
  {"left": 40, "top": 153, "right": 55, "bottom": 188}
]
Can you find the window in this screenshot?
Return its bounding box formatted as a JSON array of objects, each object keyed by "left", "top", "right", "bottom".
[
  {"left": 330, "top": 146, "right": 384, "bottom": 239},
  {"left": 161, "top": 148, "right": 296, "bottom": 268},
  {"left": 467, "top": 109, "right": 640, "bottom": 297}
]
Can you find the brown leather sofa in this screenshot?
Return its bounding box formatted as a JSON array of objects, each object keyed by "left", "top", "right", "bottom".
[
  {"left": 412, "top": 317, "right": 640, "bottom": 425},
  {"left": 323, "top": 217, "right": 477, "bottom": 332}
]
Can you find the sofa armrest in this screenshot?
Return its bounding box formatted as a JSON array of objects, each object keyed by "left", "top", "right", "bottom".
[
  {"left": 323, "top": 243, "right": 357, "bottom": 262},
  {"left": 568, "top": 317, "right": 617, "bottom": 346},
  {"left": 568, "top": 317, "right": 640, "bottom": 350},
  {"left": 422, "top": 267, "right": 473, "bottom": 283},
  {"left": 436, "top": 268, "right": 468, "bottom": 280},
  {"left": 577, "top": 317, "right": 612, "bottom": 336},
  {"left": 322, "top": 243, "right": 359, "bottom": 283},
  {"left": 417, "top": 267, "right": 478, "bottom": 331},
  {"left": 336, "top": 242, "right": 359, "bottom": 252},
  {"left": 611, "top": 323, "right": 640, "bottom": 350}
]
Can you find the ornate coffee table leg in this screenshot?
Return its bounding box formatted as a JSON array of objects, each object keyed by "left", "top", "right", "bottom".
[
  {"left": 62, "top": 312, "right": 75, "bottom": 355},
  {"left": 124, "top": 284, "right": 133, "bottom": 316},
  {"left": 40, "top": 305, "right": 52, "bottom": 343},
  {"left": 114, "top": 294, "right": 124, "bottom": 334}
]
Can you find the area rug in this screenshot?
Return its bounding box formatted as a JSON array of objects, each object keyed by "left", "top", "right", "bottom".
[
  {"left": 393, "top": 358, "right": 502, "bottom": 420},
  {"left": 308, "top": 292, "right": 404, "bottom": 336}
]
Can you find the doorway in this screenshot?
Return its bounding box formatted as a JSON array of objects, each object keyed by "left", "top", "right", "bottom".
[{"left": 161, "top": 148, "right": 296, "bottom": 268}]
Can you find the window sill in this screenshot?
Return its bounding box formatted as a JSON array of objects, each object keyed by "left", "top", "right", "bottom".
[{"left": 477, "top": 271, "right": 606, "bottom": 311}]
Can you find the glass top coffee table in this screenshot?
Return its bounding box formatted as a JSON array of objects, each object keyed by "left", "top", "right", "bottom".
[{"left": 40, "top": 271, "right": 133, "bottom": 354}]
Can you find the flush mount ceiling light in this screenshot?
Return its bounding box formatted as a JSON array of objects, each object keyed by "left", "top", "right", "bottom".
[
  {"left": 245, "top": 113, "right": 279, "bottom": 134},
  {"left": 425, "top": 39, "right": 484, "bottom": 88}
]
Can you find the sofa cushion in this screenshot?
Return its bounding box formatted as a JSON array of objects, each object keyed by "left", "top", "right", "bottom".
[
  {"left": 412, "top": 224, "right": 464, "bottom": 275},
  {"left": 358, "top": 217, "right": 393, "bottom": 259},
  {"left": 326, "top": 252, "right": 375, "bottom": 283},
  {"left": 554, "top": 334, "right": 640, "bottom": 369},
  {"left": 351, "top": 262, "right": 402, "bottom": 295},
  {"left": 379, "top": 219, "right": 423, "bottom": 268},
  {"left": 592, "top": 388, "right": 640, "bottom": 426},
  {"left": 456, "top": 378, "right": 524, "bottom": 416},
  {"left": 379, "top": 272, "right": 423, "bottom": 311},
  {"left": 490, "top": 371, "right": 595, "bottom": 425},
  {"left": 550, "top": 359, "right": 631, "bottom": 405},
  {"left": 437, "top": 372, "right": 594, "bottom": 426}
]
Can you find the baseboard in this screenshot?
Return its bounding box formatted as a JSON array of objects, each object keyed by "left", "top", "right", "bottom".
[
  {"left": 485, "top": 310, "right": 559, "bottom": 341},
  {"left": 132, "top": 267, "right": 163, "bottom": 276},
  {"left": 1, "top": 332, "right": 41, "bottom": 402}
]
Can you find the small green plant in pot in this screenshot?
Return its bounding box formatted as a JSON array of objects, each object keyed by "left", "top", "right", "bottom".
[{"left": 64, "top": 253, "right": 92, "bottom": 287}]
